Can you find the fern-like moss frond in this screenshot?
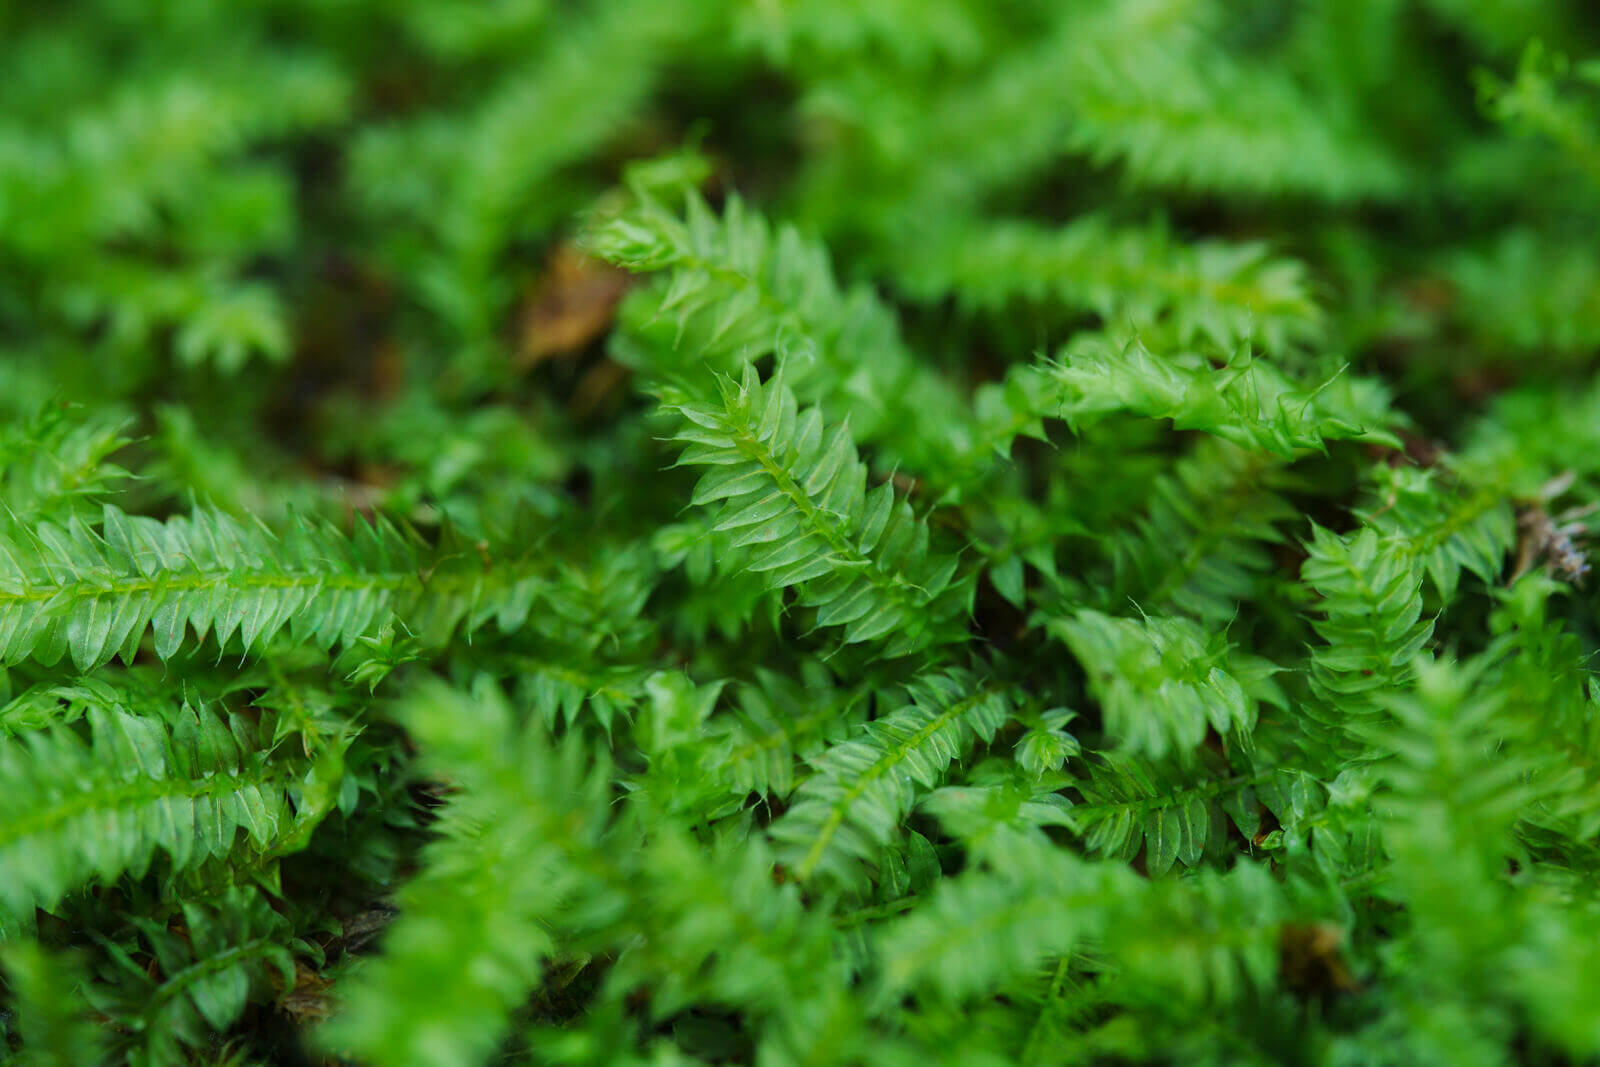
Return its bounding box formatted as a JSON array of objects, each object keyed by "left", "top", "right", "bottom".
[
  {"left": 1358, "top": 656, "right": 1536, "bottom": 1062},
  {"left": 1056, "top": 10, "right": 1403, "bottom": 199},
  {"left": 1063, "top": 753, "right": 1320, "bottom": 874},
  {"left": 591, "top": 185, "right": 970, "bottom": 469},
  {"left": 4, "top": 50, "right": 348, "bottom": 374},
  {"left": 86, "top": 887, "right": 299, "bottom": 1066},
  {"left": 1051, "top": 335, "right": 1398, "bottom": 456},
  {"left": 0, "top": 942, "right": 104, "bottom": 1067},
  {"left": 664, "top": 363, "right": 972, "bottom": 655},
  {"left": 320, "top": 678, "right": 617, "bottom": 1067},
  {"left": 0, "top": 404, "right": 133, "bottom": 524},
  {"left": 701, "top": 661, "right": 870, "bottom": 801},
  {"left": 888, "top": 214, "right": 1323, "bottom": 353},
  {"left": 1105, "top": 440, "right": 1297, "bottom": 622},
  {"left": 0, "top": 504, "right": 566, "bottom": 671},
  {"left": 1048, "top": 609, "right": 1267, "bottom": 761},
  {"left": 875, "top": 828, "right": 1296, "bottom": 1010},
  {"left": 1480, "top": 41, "right": 1600, "bottom": 189},
  {"left": 874, "top": 831, "right": 1129, "bottom": 1005},
  {"left": 0, "top": 701, "right": 314, "bottom": 933},
  {"left": 1301, "top": 526, "right": 1434, "bottom": 755},
  {"left": 768, "top": 669, "right": 1011, "bottom": 889},
  {"left": 1359, "top": 464, "right": 1515, "bottom": 600}
]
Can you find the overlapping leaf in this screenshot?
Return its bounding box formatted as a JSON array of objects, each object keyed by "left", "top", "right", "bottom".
[
  {"left": 663, "top": 363, "right": 972, "bottom": 656},
  {"left": 0, "top": 504, "right": 563, "bottom": 671},
  {"left": 0, "top": 700, "right": 314, "bottom": 933},
  {"left": 769, "top": 669, "right": 1012, "bottom": 889},
  {"left": 1051, "top": 334, "right": 1398, "bottom": 456}
]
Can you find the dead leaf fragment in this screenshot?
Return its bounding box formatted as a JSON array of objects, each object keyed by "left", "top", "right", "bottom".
[{"left": 517, "top": 243, "right": 629, "bottom": 367}]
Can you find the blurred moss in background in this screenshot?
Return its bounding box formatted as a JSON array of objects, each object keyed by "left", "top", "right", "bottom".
[{"left": 3, "top": 0, "right": 1597, "bottom": 468}]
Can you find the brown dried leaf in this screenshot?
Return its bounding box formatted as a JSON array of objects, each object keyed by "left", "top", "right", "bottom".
[
  {"left": 278, "top": 960, "right": 335, "bottom": 1025},
  {"left": 517, "top": 243, "right": 629, "bottom": 367}
]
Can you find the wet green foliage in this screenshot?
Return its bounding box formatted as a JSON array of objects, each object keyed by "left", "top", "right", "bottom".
[{"left": 4, "top": 1, "right": 1600, "bottom": 1064}]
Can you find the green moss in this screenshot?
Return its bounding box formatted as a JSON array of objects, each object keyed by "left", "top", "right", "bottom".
[{"left": 4, "top": 2, "right": 1600, "bottom": 1064}]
